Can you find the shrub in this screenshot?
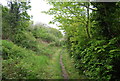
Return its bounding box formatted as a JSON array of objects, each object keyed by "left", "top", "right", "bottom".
[
  {"left": 2, "top": 40, "right": 35, "bottom": 59},
  {"left": 68, "top": 37, "right": 120, "bottom": 80},
  {"left": 31, "top": 24, "right": 62, "bottom": 43}
]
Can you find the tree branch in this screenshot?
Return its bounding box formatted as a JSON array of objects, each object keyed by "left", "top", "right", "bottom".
[{"left": 78, "top": 3, "right": 97, "bottom": 11}]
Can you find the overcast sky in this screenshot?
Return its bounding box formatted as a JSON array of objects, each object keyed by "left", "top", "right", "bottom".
[
  {"left": 29, "top": 0, "right": 57, "bottom": 28},
  {"left": 0, "top": 0, "right": 60, "bottom": 29}
]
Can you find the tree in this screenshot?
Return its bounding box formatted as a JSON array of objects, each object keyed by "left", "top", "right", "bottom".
[
  {"left": 91, "top": 2, "right": 120, "bottom": 39},
  {"left": 45, "top": 2, "right": 120, "bottom": 80},
  {"left": 2, "top": 1, "right": 31, "bottom": 41}
]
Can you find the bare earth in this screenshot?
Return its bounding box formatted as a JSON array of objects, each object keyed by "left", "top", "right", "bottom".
[{"left": 60, "top": 54, "right": 69, "bottom": 79}]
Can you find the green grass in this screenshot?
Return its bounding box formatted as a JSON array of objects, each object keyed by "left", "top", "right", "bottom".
[
  {"left": 2, "top": 40, "right": 63, "bottom": 79},
  {"left": 2, "top": 40, "right": 53, "bottom": 79},
  {"left": 62, "top": 48, "right": 86, "bottom": 79},
  {"left": 2, "top": 40, "right": 88, "bottom": 79},
  {"left": 2, "top": 21, "right": 64, "bottom": 79},
  {"left": 43, "top": 47, "right": 63, "bottom": 79},
  {"left": 20, "top": 55, "right": 49, "bottom": 79},
  {"left": 2, "top": 40, "right": 49, "bottom": 79},
  {"left": 2, "top": 39, "right": 86, "bottom": 79}
]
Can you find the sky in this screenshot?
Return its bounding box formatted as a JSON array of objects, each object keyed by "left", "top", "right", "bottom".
[
  {"left": 0, "top": 0, "right": 60, "bottom": 30},
  {"left": 29, "top": 0, "right": 58, "bottom": 28}
]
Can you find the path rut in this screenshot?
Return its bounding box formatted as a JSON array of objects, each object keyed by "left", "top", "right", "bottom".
[{"left": 60, "top": 52, "right": 69, "bottom": 79}]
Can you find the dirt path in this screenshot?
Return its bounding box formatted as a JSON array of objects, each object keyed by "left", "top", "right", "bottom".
[
  {"left": 60, "top": 51, "right": 69, "bottom": 79},
  {"left": 44, "top": 48, "right": 63, "bottom": 79}
]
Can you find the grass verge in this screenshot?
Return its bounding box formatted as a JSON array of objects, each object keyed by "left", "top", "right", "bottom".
[
  {"left": 43, "top": 47, "right": 63, "bottom": 79},
  {"left": 62, "top": 48, "right": 86, "bottom": 79}
]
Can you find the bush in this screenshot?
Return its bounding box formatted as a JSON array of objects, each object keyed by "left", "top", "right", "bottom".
[
  {"left": 2, "top": 40, "right": 35, "bottom": 59},
  {"left": 11, "top": 31, "right": 43, "bottom": 53},
  {"left": 31, "top": 24, "right": 62, "bottom": 43},
  {"left": 68, "top": 37, "right": 120, "bottom": 80}
]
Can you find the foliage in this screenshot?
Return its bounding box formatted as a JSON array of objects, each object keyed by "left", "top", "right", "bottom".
[
  {"left": 48, "top": 27, "right": 63, "bottom": 38},
  {"left": 2, "top": 1, "right": 64, "bottom": 80},
  {"left": 2, "top": 0, "right": 120, "bottom": 80},
  {"left": 45, "top": 2, "right": 120, "bottom": 80},
  {"left": 2, "top": 40, "right": 56, "bottom": 79},
  {"left": 31, "top": 24, "right": 62, "bottom": 45},
  {"left": 2, "top": 1, "right": 31, "bottom": 41},
  {"left": 91, "top": 2, "right": 120, "bottom": 39},
  {"left": 13, "top": 31, "right": 38, "bottom": 51},
  {"left": 2, "top": 40, "right": 34, "bottom": 59},
  {"left": 62, "top": 49, "right": 87, "bottom": 79},
  {"left": 2, "top": 6, "right": 11, "bottom": 39},
  {"left": 72, "top": 38, "right": 120, "bottom": 80}
]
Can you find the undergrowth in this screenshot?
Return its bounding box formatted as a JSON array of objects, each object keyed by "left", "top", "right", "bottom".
[{"left": 2, "top": 24, "right": 63, "bottom": 79}]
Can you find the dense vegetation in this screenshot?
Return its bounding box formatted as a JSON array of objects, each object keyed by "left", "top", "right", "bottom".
[
  {"left": 1, "top": 1, "right": 64, "bottom": 79},
  {"left": 45, "top": 2, "right": 120, "bottom": 80},
  {"left": 1, "top": 1, "right": 120, "bottom": 80}
]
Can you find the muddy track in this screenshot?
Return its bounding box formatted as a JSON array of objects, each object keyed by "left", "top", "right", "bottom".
[{"left": 60, "top": 51, "right": 69, "bottom": 79}]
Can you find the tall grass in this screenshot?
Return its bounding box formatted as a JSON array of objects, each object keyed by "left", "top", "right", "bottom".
[
  {"left": 43, "top": 48, "right": 63, "bottom": 79},
  {"left": 62, "top": 48, "right": 87, "bottom": 79},
  {"left": 2, "top": 23, "right": 63, "bottom": 79},
  {"left": 2, "top": 40, "right": 50, "bottom": 79}
]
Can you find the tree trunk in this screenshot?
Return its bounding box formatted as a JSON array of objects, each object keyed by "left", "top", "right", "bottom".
[{"left": 86, "top": 2, "right": 91, "bottom": 38}]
